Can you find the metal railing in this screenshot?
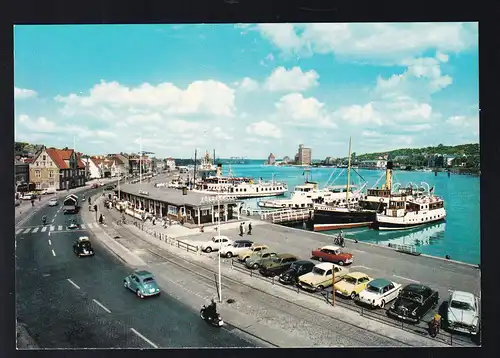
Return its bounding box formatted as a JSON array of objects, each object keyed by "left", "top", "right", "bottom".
[
  {"left": 388, "top": 243, "right": 420, "bottom": 255},
  {"left": 260, "top": 208, "right": 311, "bottom": 223},
  {"left": 132, "top": 221, "right": 199, "bottom": 254}
]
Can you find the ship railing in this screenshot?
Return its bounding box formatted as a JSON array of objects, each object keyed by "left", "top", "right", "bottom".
[{"left": 260, "top": 208, "right": 311, "bottom": 223}]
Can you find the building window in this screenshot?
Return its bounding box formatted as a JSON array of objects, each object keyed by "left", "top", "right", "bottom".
[
  {"left": 36, "top": 183, "right": 41, "bottom": 189},
  {"left": 43, "top": 155, "right": 46, "bottom": 161},
  {"left": 167, "top": 205, "right": 178, "bottom": 215},
  {"left": 35, "top": 170, "right": 41, "bottom": 178},
  {"left": 49, "top": 181, "right": 54, "bottom": 187},
  {"left": 49, "top": 170, "right": 54, "bottom": 178}
]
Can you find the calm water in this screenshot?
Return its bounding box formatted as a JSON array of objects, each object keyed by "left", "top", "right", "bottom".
[{"left": 222, "top": 162, "right": 480, "bottom": 265}]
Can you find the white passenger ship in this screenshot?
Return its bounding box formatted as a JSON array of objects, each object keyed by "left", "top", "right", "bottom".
[{"left": 373, "top": 187, "right": 446, "bottom": 230}]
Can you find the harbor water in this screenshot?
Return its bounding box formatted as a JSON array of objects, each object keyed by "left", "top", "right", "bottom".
[{"left": 222, "top": 161, "right": 480, "bottom": 265}]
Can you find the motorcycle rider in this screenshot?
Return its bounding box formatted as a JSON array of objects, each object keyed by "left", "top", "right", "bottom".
[{"left": 205, "top": 298, "right": 217, "bottom": 320}]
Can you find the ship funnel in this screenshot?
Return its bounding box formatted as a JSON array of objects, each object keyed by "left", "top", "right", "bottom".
[
  {"left": 216, "top": 163, "right": 222, "bottom": 177},
  {"left": 384, "top": 161, "right": 393, "bottom": 191}
]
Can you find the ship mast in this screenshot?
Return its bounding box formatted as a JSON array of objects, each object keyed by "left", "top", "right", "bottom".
[{"left": 346, "top": 137, "right": 352, "bottom": 209}]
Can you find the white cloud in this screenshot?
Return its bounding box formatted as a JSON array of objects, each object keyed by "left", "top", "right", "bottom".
[
  {"left": 436, "top": 51, "right": 449, "bottom": 63},
  {"left": 212, "top": 126, "right": 233, "bottom": 140},
  {"left": 15, "top": 87, "right": 38, "bottom": 100},
  {"left": 238, "top": 77, "right": 259, "bottom": 91},
  {"left": 246, "top": 121, "right": 282, "bottom": 139},
  {"left": 275, "top": 93, "right": 337, "bottom": 128},
  {"left": 256, "top": 23, "right": 477, "bottom": 65},
  {"left": 55, "top": 79, "right": 236, "bottom": 119},
  {"left": 335, "top": 103, "right": 383, "bottom": 126},
  {"left": 18, "top": 114, "right": 57, "bottom": 132},
  {"left": 264, "top": 66, "right": 319, "bottom": 92}
]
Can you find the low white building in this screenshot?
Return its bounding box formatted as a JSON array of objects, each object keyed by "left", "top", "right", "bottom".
[
  {"left": 166, "top": 157, "right": 176, "bottom": 171},
  {"left": 82, "top": 157, "right": 101, "bottom": 179}
]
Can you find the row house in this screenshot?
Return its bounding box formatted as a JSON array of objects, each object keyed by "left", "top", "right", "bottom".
[{"left": 29, "top": 147, "right": 86, "bottom": 190}]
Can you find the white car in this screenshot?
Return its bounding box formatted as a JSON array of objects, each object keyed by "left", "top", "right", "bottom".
[
  {"left": 49, "top": 198, "right": 58, "bottom": 206},
  {"left": 41, "top": 188, "right": 56, "bottom": 195},
  {"left": 219, "top": 240, "right": 254, "bottom": 258},
  {"left": 22, "top": 194, "right": 34, "bottom": 200},
  {"left": 200, "top": 235, "right": 233, "bottom": 253},
  {"left": 358, "top": 278, "right": 402, "bottom": 309},
  {"left": 446, "top": 290, "right": 480, "bottom": 335}
]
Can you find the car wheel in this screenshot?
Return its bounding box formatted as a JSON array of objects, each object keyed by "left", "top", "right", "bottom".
[
  {"left": 123, "top": 280, "right": 128, "bottom": 288},
  {"left": 380, "top": 300, "right": 386, "bottom": 309},
  {"left": 350, "top": 292, "right": 357, "bottom": 299},
  {"left": 136, "top": 289, "right": 144, "bottom": 299},
  {"left": 316, "top": 285, "right": 324, "bottom": 292},
  {"left": 205, "top": 247, "right": 212, "bottom": 253},
  {"left": 252, "top": 263, "right": 259, "bottom": 269},
  {"left": 226, "top": 252, "right": 233, "bottom": 258},
  {"left": 318, "top": 257, "right": 323, "bottom": 262},
  {"left": 338, "top": 261, "right": 344, "bottom": 266},
  {"left": 243, "top": 257, "right": 249, "bottom": 263}
]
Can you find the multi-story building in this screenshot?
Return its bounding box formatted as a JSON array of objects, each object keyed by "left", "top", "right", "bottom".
[
  {"left": 165, "top": 157, "right": 176, "bottom": 171},
  {"left": 297, "top": 144, "right": 312, "bottom": 165},
  {"left": 267, "top": 153, "right": 276, "bottom": 165},
  {"left": 29, "top": 147, "right": 86, "bottom": 190},
  {"left": 82, "top": 157, "right": 101, "bottom": 179}
]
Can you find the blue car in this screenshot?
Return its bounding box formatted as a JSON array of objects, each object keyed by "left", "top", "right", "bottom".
[{"left": 124, "top": 270, "right": 161, "bottom": 299}]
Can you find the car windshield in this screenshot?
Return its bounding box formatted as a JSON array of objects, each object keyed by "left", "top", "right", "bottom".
[
  {"left": 344, "top": 276, "right": 358, "bottom": 285},
  {"left": 312, "top": 267, "right": 325, "bottom": 275},
  {"left": 450, "top": 300, "right": 473, "bottom": 310},
  {"left": 142, "top": 277, "right": 155, "bottom": 284},
  {"left": 81, "top": 242, "right": 91, "bottom": 248},
  {"left": 401, "top": 290, "right": 423, "bottom": 302},
  {"left": 366, "top": 284, "right": 382, "bottom": 294},
  {"left": 290, "top": 262, "right": 299, "bottom": 270}
]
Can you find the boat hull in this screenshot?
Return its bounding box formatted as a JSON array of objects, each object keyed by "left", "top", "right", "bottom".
[
  {"left": 373, "top": 217, "right": 446, "bottom": 231},
  {"left": 312, "top": 209, "right": 377, "bottom": 232}
]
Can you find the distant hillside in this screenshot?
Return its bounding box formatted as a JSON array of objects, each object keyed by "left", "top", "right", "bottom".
[
  {"left": 15, "top": 141, "right": 44, "bottom": 156},
  {"left": 356, "top": 143, "right": 479, "bottom": 161}
]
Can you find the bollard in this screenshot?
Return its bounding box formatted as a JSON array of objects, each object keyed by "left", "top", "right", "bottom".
[
  {"left": 231, "top": 259, "right": 233, "bottom": 269},
  {"left": 271, "top": 276, "right": 274, "bottom": 285},
  {"left": 361, "top": 306, "right": 363, "bottom": 316},
  {"left": 297, "top": 285, "right": 300, "bottom": 294},
  {"left": 250, "top": 270, "right": 253, "bottom": 277}
]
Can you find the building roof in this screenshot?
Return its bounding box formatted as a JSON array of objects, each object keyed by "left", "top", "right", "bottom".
[
  {"left": 119, "top": 182, "right": 241, "bottom": 207},
  {"left": 45, "top": 147, "right": 85, "bottom": 169}
]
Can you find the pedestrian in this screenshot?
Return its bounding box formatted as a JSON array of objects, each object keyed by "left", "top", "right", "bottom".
[
  {"left": 38, "top": 195, "right": 41, "bottom": 202},
  {"left": 152, "top": 218, "right": 156, "bottom": 225},
  {"left": 239, "top": 223, "right": 244, "bottom": 236},
  {"left": 31, "top": 199, "right": 34, "bottom": 207},
  {"left": 247, "top": 222, "right": 252, "bottom": 235},
  {"left": 200, "top": 225, "right": 204, "bottom": 233},
  {"left": 102, "top": 215, "right": 106, "bottom": 224},
  {"left": 99, "top": 214, "right": 103, "bottom": 224}
]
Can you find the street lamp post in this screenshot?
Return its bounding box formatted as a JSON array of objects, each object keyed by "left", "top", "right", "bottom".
[
  {"left": 139, "top": 135, "right": 142, "bottom": 184},
  {"left": 217, "top": 175, "right": 222, "bottom": 303}
]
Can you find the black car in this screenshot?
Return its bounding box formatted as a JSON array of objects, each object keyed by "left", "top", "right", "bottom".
[
  {"left": 258, "top": 254, "right": 299, "bottom": 277},
  {"left": 387, "top": 284, "right": 439, "bottom": 323},
  {"left": 73, "top": 237, "right": 95, "bottom": 257},
  {"left": 278, "top": 260, "right": 316, "bottom": 285}
]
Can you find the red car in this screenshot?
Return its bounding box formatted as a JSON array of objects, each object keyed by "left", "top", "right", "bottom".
[{"left": 311, "top": 245, "right": 353, "bottom": 266}]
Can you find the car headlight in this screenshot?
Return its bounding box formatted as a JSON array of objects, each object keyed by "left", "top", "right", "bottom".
[{"left": 411, "top": 309, "right": 417, "bottom": 316}]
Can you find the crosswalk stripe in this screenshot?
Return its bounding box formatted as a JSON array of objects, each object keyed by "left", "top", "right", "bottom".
[
  {"left": 58, "top": 225, "right": 63, "bottom": 231},
  {"left": 50, "top": 225, "right": 55, "bottom": 231},
  {"left": 23, "top": 228, "right": 31, "bottom": 234},
  {"left": 81, "top": 224, "right": 86, "bottom": 229},
  {"left": 16, "top": 229, "right": 23, "bottom": 235},
  {"left": 32, "top": 227, "right": 39, "bottom": 233},
  {"left": 41, "top": 226, "right": 47, "bottom": 232}
]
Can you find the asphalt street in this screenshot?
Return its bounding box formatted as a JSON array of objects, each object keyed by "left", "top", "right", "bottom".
[{"left": 16, "top": 186, "right": 255, "bottom": 348}]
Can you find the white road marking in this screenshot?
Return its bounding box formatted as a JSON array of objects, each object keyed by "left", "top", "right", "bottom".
[
  {"left": 48, "top": 239, "right": 52, "bottom": 245},
  {"left": 32, "top": 227, "right": 39, "bottom": 233},
  {"left": 130, "top": 328, "right": 158, "bottom": 348},
  {"left": 92, "top": 299, "right": 112, "bottom": 313},
  {"left": 350, "top": 265, "right": 373, "bottom": 271},
  {"left": 51, "top": 219, "right": 55, "bottom": 223},
  {"left": 349, "top": 248, "right": 367, "bottom": 254},
  {"left": 41, "top": 226, "right": 47, "bottom": 232},
  {"left": 23, "top": 228, "right": 31, "bottom": 234},
  {"left": 67, "top": 278, "right": 80, "bottom": 290},
  {"left": 50, "top": 225, "right": 55, "bottom": 232},
  {"left": 81, "top": 224, "right": 86, "bottom": 229},
  {"left": 58, "top": 225, "right": 63, "bottom": 231},
  {"left": 52, "top": 249, "right": 56, "bottom": 257},
  {"left": 16, "top": 229, "right": 23, "bottom": 235},
  {"left": 393, "top": 274, "right": 420, "bottom": 283}
]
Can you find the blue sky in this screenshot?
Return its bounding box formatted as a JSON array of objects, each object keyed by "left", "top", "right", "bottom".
[{"left": 14, "top": 23, "right": 478, "bottom": 159}]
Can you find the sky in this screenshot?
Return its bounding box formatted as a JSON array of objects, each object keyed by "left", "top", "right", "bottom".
[{"left": 14, "top": 23, "right": 479, "bottom": 159}]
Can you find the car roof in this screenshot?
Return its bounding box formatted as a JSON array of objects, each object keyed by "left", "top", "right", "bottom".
[
  {"left": 277, "top": 253, "right": 297, "bottom": 259},
  {"left": 315, "top": 262, "right": 336, "bottom": 270},
  {"left": 451, "top": 290, "right": 475, "bottom": 303},
  {"left": 234, "top": 240, "right": 253, "bottom": 244},
  {"left": 252, "top": 243, "right": 268, "bottom": 248},
  {"left": 321, "top": 245, "right": 341, "bottom": 251},
  {"left": 347, "top": 272, "right": 369, "bottom": 279},
  {"left": 212, "top": 235, "right": 229, "bottom": 240},
  {"left": 134, "top": 270, "right": 154, "bottom": 278},
  {"left": 78, "top": 236, "right": 90, "bottom": 242},
  {"left": 402, "top": 283, "right": 431, "bottom": 294},
  {"left": 368, "top": 278, "right": 393, "bottom": 288},
  {"left": 294, "top": 260, "right": 314, "bottom": 266}
]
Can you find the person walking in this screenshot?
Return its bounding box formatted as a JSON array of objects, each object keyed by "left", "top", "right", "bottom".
[
  {"left": 247, "top": 222, "right": 252, "bottom": 235},
  {"left": 239, "top": 222, "right": 244, "bottom": 236},
  {"left": 99, "top": 214, "right": 103, "bottom": 224}
]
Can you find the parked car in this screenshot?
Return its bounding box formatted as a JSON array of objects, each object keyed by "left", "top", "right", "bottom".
[
  {"left": 245, "top": 249, "right": 279, "bottom": 269},
  {"left": 279, "top": 260, "right": 315, "bottom": 285},
  {"left": 334, "top": 272, "right": 373, "bottom": 299},
  {"left": 311, "top": 245, "right": 353, "bottom": 266},
  {"left": 387, "top": 284, "right": 439, "bottom": 323},
  {"left": 124, "top": 270, "right": 161, "bottom": 298},
  {"left": 219, "top": 239, "right": 253, "bottom": 258},
  {"left": 237, "top": 244, "right": 269, "bottom": 262},
  {"left": 48, "top": 198, "right": 58, "bottom": 207},
  {"left": 200, "top": 235, "right": 233, "bottom": 253},
  {"left": 298, "top": 263, "right": 349, "bottom": 292},
  {"left": 259, "top": 253, "right": 299, "bottom": 277},
  {"left": 358, "top": 278, "right": 402, "bottom": 309},
  {"left": 73, "top": 236, "right": 95, "bottom": 257},
  {"left": 445, "top": 290, "right": 480, "bottom": 335},
  {"left": 22, "top": 193, "right": 34, "bottom": 200}
]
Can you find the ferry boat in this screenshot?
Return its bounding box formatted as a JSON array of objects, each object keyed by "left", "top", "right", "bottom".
[
  {"left": 196, "top": 150, "right": 217, "bottom": 180},
  {"left": 373, "top": 189, "right": 446, "bottom": 230}
]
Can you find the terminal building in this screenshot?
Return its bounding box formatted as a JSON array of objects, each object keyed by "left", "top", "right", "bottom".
[{"left": 117, "top": 183, "right": 243, "bottom": 226}]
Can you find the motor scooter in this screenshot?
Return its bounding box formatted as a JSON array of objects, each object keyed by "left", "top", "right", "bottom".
[{"left": 200, "top": 305, "right": 224, "bottom": 327}]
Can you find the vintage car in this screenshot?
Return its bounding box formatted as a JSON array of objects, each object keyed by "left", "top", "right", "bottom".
[
  {"left": 334, "top": 272, "right": 373, "bottom": 299},
  {"left": 446, "top": 290, "right": 480, "bottom": 335},
  {"left": 245, "top": 249, "right": 279, "bottom": 269},
  {"left": 124, "top": 270, "right": 161, "bottom": 299},
  {"left": 237, "top": 244, "right": 269, "bottom": 262},
  {"left": 219, "top": 239, "right": 254, "bottom": 258},
  {"left": 311, "top": 245, "right": 353, "bottom": 266},
  {"left": 67, "top": 219, "right": 80, "bottom": 230},
  {"left": 387, "top": 284, "right": 439, "bottom": 323},
  {"left": 279, "top": 260, "right": 315, "bottom": 285},
  {"left": 358, "top": 278, "right": 402, "bottom": 309},
  {"left": 73, "top": 236, "right": 95, "bottom": 257},
  {"left": 259, "top": 253, "right": 299, "bottom": 277},
  {"left": 298, "top": 263, "right": 348, "bottom": 292},
  {"left": 200, "top": 235, "right": 233, "bottom": 253},
  {"left": 48, "top": 198, "right": 58, "bottom": 207}
]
